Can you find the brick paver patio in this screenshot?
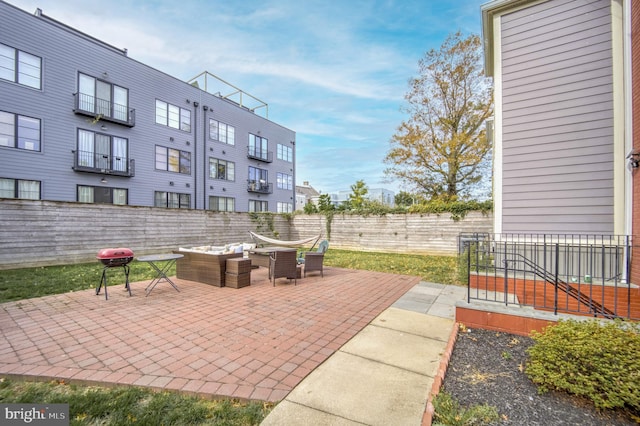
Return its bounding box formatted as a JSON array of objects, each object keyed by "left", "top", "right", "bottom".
[{"left": 0, "top": 266, "right": 419, "bottom": 402}]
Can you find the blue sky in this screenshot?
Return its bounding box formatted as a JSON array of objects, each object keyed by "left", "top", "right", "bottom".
[{"left": 9, "top": 0, "right": 488, "bottom": 195}]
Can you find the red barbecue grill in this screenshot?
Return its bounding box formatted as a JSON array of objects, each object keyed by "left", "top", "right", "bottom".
[{"left": 96, "top": 248, "right": 134, "bottom": 299}]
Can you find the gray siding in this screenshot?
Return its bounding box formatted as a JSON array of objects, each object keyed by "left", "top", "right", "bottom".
[
  {"left": 500, "top": 0, "right": 614, "bottom": 234},
  {"left": 0, "top": 1, "right": 295, "bottom": 212}
]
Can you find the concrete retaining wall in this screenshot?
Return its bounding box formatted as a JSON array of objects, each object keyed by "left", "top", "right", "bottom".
[{"left": 0, "top": 199, "right": 493, "bottom": 269}]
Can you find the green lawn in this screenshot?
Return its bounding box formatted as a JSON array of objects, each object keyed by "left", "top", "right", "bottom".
[
  {"left": 0, "top": 249, "right": 461, "bottom": 425},
  {"left": 0, "top": 249, "right": 461, "bottom": 304}
]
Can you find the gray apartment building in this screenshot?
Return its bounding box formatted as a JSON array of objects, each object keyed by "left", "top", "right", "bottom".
[{"left": 0, "top": 1, "right": 296, "bottom": 213}]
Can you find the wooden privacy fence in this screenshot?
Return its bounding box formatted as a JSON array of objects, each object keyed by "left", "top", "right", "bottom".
[{"left": 0, "top": 199, "right": 492, "bottom": 269}]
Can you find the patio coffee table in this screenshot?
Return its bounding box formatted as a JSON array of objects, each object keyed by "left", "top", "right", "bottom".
[{"left": 137, "top": 253, "right": 184, "bottom": 296}]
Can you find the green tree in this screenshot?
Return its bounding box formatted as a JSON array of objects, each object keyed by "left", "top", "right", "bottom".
[
  {"left": 384, "top": 31, "right": 493, "bottom": 200},
  {"left": 303, "top": 200, "right": 318, "bottom": 214},
  {"left": 394, "top": 191, "right": 414, "bottom": 208},
  {"left": 317, "top": 193, "right": 334, "bottom": 212},
  {"left": 348, "top": 180, "right": 368, "bottom": 209}
]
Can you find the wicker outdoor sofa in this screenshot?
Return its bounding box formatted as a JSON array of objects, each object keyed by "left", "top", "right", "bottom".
[{"left": 173, "top": 243, "right": 253, "bottom": 287}]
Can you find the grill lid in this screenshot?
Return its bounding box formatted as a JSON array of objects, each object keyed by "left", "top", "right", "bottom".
[{"left": 97, "top": 248, "right": 134, "bottom": 260}]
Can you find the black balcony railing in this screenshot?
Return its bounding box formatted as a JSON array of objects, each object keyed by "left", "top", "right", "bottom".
[
  {"left": 460, "top": 233, "right": 637, "bottom": 320},
  {"left": 72, "top": 150, "right": 135, "bottom": 177},
  {"left": 247, "top": 147, "right": 273, "bottom": 162},
  {"left": 247, "top": 180, "right": 272, "bottom": 194},
  {"left": 73, "top": 93, "right": 136, "bottom": 127}
]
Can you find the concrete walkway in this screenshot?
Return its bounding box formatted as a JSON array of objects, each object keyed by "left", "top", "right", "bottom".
[{"left": 261, "top": 282, "right": 467, "bottom": 426}]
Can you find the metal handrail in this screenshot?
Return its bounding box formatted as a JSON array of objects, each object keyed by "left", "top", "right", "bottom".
[{"left": 462, "top": 233, "right": 634, "bottom": 320}]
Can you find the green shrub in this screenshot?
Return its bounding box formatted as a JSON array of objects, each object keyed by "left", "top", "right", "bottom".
[
  {"left": 526, "top": 319, "right": 640, "bottom": 414},
  {"left": 409, "top": 199, "right": 493, "bottom": 221},
  {"left": 432, "top": 391, "right": 499, "bottom": 426}
]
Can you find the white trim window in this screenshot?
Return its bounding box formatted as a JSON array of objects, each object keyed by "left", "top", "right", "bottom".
[
  {"left": 155, "top": 100, "right": 191, "bottom": 132},
  {"left": 249, "top": 134, "right": 268, "bottom": 160},
  {"left": 277, "top": 172, "right": 293, "bottom": 190},
  {"left": 155, "top": 145, "right": 191, "bottom": 174},
  {"left": 277, "top": 202, "right": 293, "bottom": 213},
  {"left": 77, "top": 129, "right": 129, "bottom": 172},
  {"left": 0, "top": 178, "right": 40, "bottom": 199},
  {"left": 155, "top": 191, "right": 190, "bottom": 209},
  {"left": 78, "top": 73, "right": 129, "bottom": 122},
  {"left": 249, "top": 199, "right": 268, "bottom": 212},
  {"left": 209, "top": 196, "right": 235, "bottom": 212},
  {"left": 209, "top": 119, "right": 235, "bottom": 145},
  {"left": 209, "top": 158, "right": 235, "bottom": 180},
  {"left": 0, "top": 111, "right": 41, "bottom": 151},
  {"left": 0, "top": 43, "right": 41, "bottom": 89},
  {"left": 277, "top": 143, "right": 293, "bottom": 162},
  {"left": 78, "top": 185, "right": 127, "bottom": 205}
]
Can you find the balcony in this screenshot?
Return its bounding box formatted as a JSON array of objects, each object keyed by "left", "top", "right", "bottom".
[
  {"left": 73, "top": 93, "right": 136, "bottom": 127},
  {"left": 247, "top": 147, "right": 273, "bottom": 163},
  {"left": 247, "top": 180, "right": 272, "bottom": 194},
  {"left": 72, "top": 150, "right": 135, "bottom": 177}
]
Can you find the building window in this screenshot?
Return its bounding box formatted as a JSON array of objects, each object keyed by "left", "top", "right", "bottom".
[
  {"left": 0, "top": 178, "right": 40, "bottom": 199},
  {"left": 0, "top": 111, "right": 41, "bottom": 151},
  {"left": 77, "top": 185, "right": 127, "bottom": 205},
  {"left": 248, "top": 166, "right": 269, "bottom": 191},
  {"left": 154, "top": 191, "right": 190, "bottom": 209},
  {"left": 155, "top": 145, "right": 191, "bottom": 174},
  {"left": 0, "top": 43, "right": 41, "bottom": 89},
  {"left": 155, "top": 100, "right": 191, "bottom": 132},
  {"left": 209, "top": 119, "right": 235, "bottom": 145},
  {"left": 209, "top": 158, "right": 235, "bottom": 180},
  {"left": 277, "top": 202, "right": 293, "bottom": 213},
  {"left": 209, "top": 196, "right": 235, "bottom": 212},
  {"left": 249, "top": 200, "right": 268, "bottom": 212},
  {"left": 277, "top": 144, "right": 293, "bottom": 162},
  {"left": 277, "top": 172, "right": 293, "bottom": 190},
  {"left": 77, "top": 73, "right": 129, "bottom": 122},
  {"left": 77, "top": 129, "right": 129, "bottom": 172},
  {"left": 248, "top": 134, "right": 268, "bottom": 160}
]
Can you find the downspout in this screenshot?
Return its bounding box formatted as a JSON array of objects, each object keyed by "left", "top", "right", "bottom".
[
  {"left": 192, "top": 101, "right": 199, "bottom": 209},
  {"left": 203, "top": 105, "right": 209, "bottom": 210},
  {"left": 291, "top": 138, "right": 296, "bottom": 213}
]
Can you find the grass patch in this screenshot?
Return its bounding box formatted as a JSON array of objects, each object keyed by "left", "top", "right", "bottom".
[
  {"left": 0, "top": 262, "right": 168, "bottom": 303},
  {"left": 0, "top": 378, "right": 271, "bottom": 425},
  {"left": 324, "top": 250, "right": 460, "bottom": 285},
  {"left": 432, "top": 391, "right": 499, "bottom": 426},
  {"left": 0, "top": 250, "right": 460, "bottom": 303}
]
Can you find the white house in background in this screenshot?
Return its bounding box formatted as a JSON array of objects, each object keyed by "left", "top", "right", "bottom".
[
  {"left": 481, "top": 0, "right": 633, "bottom": 235},
  {"left": 330, "top": 188, "right": 395, "bottom": 207},
  {"left": 295, "top": 181, "right": 320, "bottom": 210}
]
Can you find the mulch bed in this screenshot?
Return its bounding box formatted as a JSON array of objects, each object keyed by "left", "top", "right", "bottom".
[{"left": 441, "top": 327, "right": 637, "bottom": 425}]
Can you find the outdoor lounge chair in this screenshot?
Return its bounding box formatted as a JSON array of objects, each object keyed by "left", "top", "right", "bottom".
[
  {"left": 269, "top": 249, "right": 298, "bottom": 286},
  {"left": 299, "top": 240, "right": 328, "bottom": 277}
]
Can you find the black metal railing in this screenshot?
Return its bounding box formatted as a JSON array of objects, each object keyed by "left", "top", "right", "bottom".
[
  {"left": 247, "top": 147, "right": 273, "bottom": 162},
  {"left": 459, "top": 233, "right": 636, "bottom": 320},
  {"left": 73, "top": 93, "right": 136, "bottom": 127},
  {"left": 72, "top": 150, "right": 135, "bottom": 177},
  {"left": 247, "top": 180, "right": 272, "bottom": 194}
]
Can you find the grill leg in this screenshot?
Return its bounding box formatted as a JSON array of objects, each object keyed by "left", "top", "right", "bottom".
[
  {"left": 123, "top": 264, "right": 131, "bottom": 296},
  {"left": 97, "top": 267, "right": 108, "bottom": 300}
]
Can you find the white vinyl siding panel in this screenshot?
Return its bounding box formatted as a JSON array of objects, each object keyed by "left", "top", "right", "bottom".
[{"left": 500, "top": 0, "right": 614, "bottom": 234}]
